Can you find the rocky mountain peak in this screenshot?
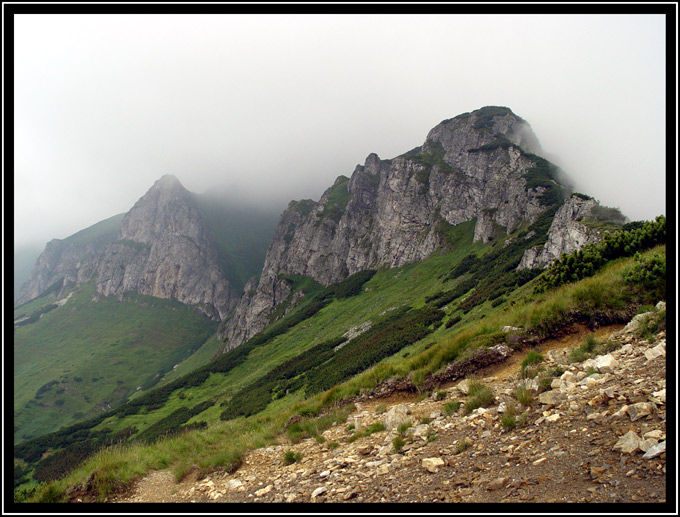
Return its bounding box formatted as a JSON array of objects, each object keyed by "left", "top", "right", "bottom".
[
  {"left": 425, "top": 106, "right": 542, "bottom": 158},
  {"left": 218, "top": 107, "right": 561, "bottom": 348}
]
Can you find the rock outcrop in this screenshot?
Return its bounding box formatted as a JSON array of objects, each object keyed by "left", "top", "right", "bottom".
[
  {"left": 95, "top": 175, "right": 239, "bottom": 320},
  {"left": 17, "top": 175, "right": 239, "bottom": 320},
  {"left": 219, "top": 107, "right": 564, "bottom": 348},
  {"left": 517, "top": 195, "right": 600, "bottom": 269},
  {"left": 16, "top": 214, "right": 124, "bottom": 305}
]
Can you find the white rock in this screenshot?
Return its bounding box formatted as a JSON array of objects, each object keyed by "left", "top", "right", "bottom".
[
  {"left": 538, "top": 390, "right": 564, "bottom": 406},
  {"left": 422, "top": 457, "right": 445, "bottom": 473},
  {"left": 643, "top": 430, "right": 665, "bottom": 440},
  {"left": 227, "top": 479, "right": 243, "bottom": 490},
  {"left": 628, "top": 402, "right": 655, "bottom": 421},
  {"left": 383, "top": 404, "right": 411, "bottom": 430},
  {"left": 255, "top": 485, "right": 273, "bottom": 497},
  {"left": 638, "top": 438, "right": 659, "bottom": 453},
  {"left": 502, "top": 326, "right": 521, "bottom": 333},
  {"left": 645, "top": 343, "right": 666, "bottom": 361},
  {"left": 642, "top": 440, "right": 666, "bottom": 459},
  {"left": 457, "top": 379, "right": 471, "bottom": 395},
  {"left": 311, "top": 486, "right": 328, "bottom": 498},
  {"left": 593, "top": 354, "right": 619, "bottom": 373}
]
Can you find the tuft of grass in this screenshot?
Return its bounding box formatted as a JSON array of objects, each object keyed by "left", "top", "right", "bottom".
[
  {"left": 435, "top": 390, "right": 447, "bottom": 401},
  {"left": 443, "top": 401, "right": 461, "bottom": 416},
  {"left": 374, "top": 404, "right": 387, "bottom": 414},
  {"left": 569, "top": 334, "right": 598, "bottom": 363},
  {"left": 454, "top": 437, "right": 471, "bottom": 455},
  {"left": 328, "top": 441, "right": 339, "bottom": 449},
  {"left": 396, "top": 421, "right": 412, "bottom": 436},
  {"left": 363, "top": 422, "right": 386, "bottom": 436},
  {"left": 513, "top": 385, "right": 534, "bottom": 407},
  {"left": 283, "top": 450, "right": 302, "bottom": 465},
  {"left": 392, "top": 436, "right": 406, "bottom": 452},
  {"left": 463, "top": 381, "right": 494, "bottom": 413},
  {"left": 521, "top": 350, "right": 544, "bottom": 370},
  {"left": 420, "top": 417, "right": 432, "bottom": 425},
  {"left": 501, "top": 414, "right": 516, "bottom": 430}
]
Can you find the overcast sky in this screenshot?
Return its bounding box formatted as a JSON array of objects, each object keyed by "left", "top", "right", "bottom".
[{"left": 13, "top": 13, "right": 667, "bottom": 249}]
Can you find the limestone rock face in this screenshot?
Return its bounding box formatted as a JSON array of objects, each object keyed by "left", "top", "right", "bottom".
[
  {"left": 16, "top": 215, "right": 124, "bottom": 305},
  {"left": 18, "top": 175, "right": 238, "bottom": 320},
  {"left": 517, "top": 195, "right": 599, "bottom": 269},
  {"left": 218, "top": 107, "right": 560, "bottom": 348},
  {"left": 95, "top": 175, "right": 239, "bottom": 320}
]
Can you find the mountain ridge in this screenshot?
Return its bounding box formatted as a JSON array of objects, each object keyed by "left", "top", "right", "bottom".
[{"left": 217, "top": 106, "right": 615, "bottom": 350}]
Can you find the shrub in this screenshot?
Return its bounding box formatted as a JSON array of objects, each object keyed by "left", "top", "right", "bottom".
[
  {"left": 283, "top": 450, "right": 302, "bottom": 465},
  {"left": 535, "top": 215, "right": 666, "bottom": 292}
]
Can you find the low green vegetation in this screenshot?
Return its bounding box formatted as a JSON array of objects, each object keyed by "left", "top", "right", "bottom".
[
  {"left": 13, "top": 283, "right": 217, "bottom": 443},
  {"left": 283, "top": 450, "right": 302, "bottom": 465},
  {"left": 535, "top": 215, "right": 666, "bottom": 292},
  {"left": 569, "top": 334, "right": 599, "bottom": 363},
  {"left": 513, "top": 385, "right": 535, "bottom": 407},
  {"left": 319, "top": 177, "right": 351, "bottom": 222},
  {"left": 16, "top": 217, "right": 665, "bottom": 502},
  {"left": 443, "top": 401, "right": 461, "bottom": 416},
  {"left": 463, "top": 380, "right": 494, "bottom": 414},
  {"left": 454, "top": 437, "right": 471, "bottom": 455}
]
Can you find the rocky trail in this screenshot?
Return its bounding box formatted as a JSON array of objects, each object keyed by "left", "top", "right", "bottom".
[{"left": 105, "top": 309, "right": 667, "bottom": 506}]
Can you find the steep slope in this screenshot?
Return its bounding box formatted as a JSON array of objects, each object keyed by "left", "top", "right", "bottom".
[{"left": 219, "top": 107, "right": 567, "bottom": 349}]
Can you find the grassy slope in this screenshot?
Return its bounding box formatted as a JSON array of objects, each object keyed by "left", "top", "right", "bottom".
[
  {"left": 90, "top": 219, "right": 482, "bottom": 432},
  {"left": 13, "top": 283, "right": 216, "bottom": 443},
  {"left": 24, "top": 243, "right": 665, "bottom": 502}
]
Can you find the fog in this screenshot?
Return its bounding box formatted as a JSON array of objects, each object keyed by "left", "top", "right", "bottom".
[{"left": 13, "top": 13, "right": 668, "bottom": 250}]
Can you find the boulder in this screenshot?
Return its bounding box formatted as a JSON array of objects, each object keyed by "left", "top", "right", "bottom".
[{"left": 383, "top": 404, "right": 411, "bottom": 430}]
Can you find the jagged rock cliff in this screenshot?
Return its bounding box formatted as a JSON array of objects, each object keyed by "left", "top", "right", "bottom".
[
  {"left": 17, "top": 175, "right": 239, "bottom": 320},
  {"left": 517, "top": 195, "right": 601, "bottom": 269},
  {"left": 218, "top": 107, "right": 565, "bottom": 349},
  {"left": 16, "top": 214, "right": 124, "bottom": 305},
  {"left": 95, "top": 175, "right": 239, "bottom": 320}
]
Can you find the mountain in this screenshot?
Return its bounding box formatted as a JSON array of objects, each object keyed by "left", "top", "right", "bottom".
[
  {"left": 16, "top": 175, "right": 281, "bottom": 321},
  {"left": 13, "top": 176, "right": 279, "bottom": 441},
  {"left": 14, "top": 244, "right": 47, "bottom": 302},
  {"left": 218, "top": 106, "right": 622, "bottom": 349},
  {"left": 15, "top": 106, "right": 659, "bottom": 501}
]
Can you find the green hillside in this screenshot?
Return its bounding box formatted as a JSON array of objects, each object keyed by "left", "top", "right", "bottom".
[
  {"left": 13, "top": 283, "right": 217, "bottom": 444},
  {"left": 14, "top": 215, "right": 665, "bottom": 501}
]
